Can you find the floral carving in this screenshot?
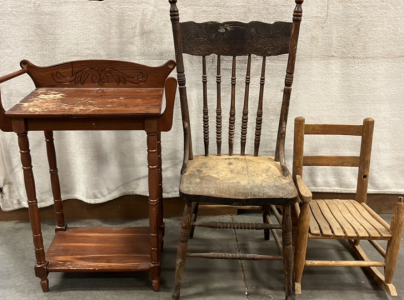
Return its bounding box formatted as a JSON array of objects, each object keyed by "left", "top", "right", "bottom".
[{"left": 52, "top": 67, "right": 148, "bottom": 86}]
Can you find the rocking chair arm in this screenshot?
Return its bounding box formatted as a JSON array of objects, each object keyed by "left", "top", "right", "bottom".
[
  {"left": 159, "top": 77, "right": 177, "bottom": 132},
  {"left": 295, "top": 175, "right": 312, "bottom": 203},
  {"left": 0, "top": 68, "right": 28, "bottom": 132}
]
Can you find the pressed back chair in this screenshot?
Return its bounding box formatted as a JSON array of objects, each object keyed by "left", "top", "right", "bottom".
[
  {"left": 293, "top": 117, "right": 404, "bottom": 296},
  {"left": 169, "top": 1, "right": 305, "bottom": 299}
]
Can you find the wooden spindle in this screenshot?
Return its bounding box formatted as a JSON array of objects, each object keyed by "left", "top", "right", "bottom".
[
  {"left": 145, "top": 119, "right": 161, "bottom": 292},
  {"left": 16, "top": 125, "right": 49, "bottom": 292},
  {"left": 202, "top": 56, "right": 209, "bottom": 156},
  {"left": 241, "top": 55, "right": 251, "bottom": 155},
  {"left": 216, "top": 55, "right": 222, "bottom": 155},
  {"left": 254, "top": 56, "right": 266, "bottom": 156},
  {"left": 229, "top": 56, "right": 236, "bottom": 156},
  {"left": 44, "top": 131, "right": 66, "bottom": 232}
]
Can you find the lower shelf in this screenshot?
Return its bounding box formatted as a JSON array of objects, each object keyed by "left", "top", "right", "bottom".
[{"left": 46, "top": 227, "right": 151, "bottom": 272}]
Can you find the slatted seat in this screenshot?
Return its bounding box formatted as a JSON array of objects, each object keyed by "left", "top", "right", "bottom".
[
  {"left": 293, "top": 117, "right": 404, "bottom": 297},
  {"left": 308, "top": 199, "right": 391, "bottom": 239}
]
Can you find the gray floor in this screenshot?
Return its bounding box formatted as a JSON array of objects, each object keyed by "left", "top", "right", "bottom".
[{"left": 0, "top": 214, "right": 403, "bottom": 300}]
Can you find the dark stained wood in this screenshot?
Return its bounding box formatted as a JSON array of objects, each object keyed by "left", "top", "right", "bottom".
[
  {"left": 228, "top": 56, "right": 236, "bottom": 156},
  {"left": 216, "top": 56, "right": 222, "bottom": 155},
  {"left": 275, "top": 0, "right": 304, "bottom": 175},
  {"left": 180, "top": 21, "right": 292, "bottom": 57},
  {"left": 145, "top": 118, "right": 161, "bottom": 292},
  {"left": 0, "top": 59, "right": 177, "bottom": 292},
  {"left": 46, "top": 227, "right": 150, "bottom": 272},
  {"left": 202, "top": 56, "right": 209, "bottom": 156},
  {"left": 169, "top": 0, "right": 193, "bottom": 174},
  {"left": 159, "top": 77, "right": 177, "bottom": 132},
  {"left": 254, "top": 56, "right": 266, "bottom": 156},
  {"left": 44, "top": 131, "right": 66, "bottom": 232},
  {"left": 240, "top": 54, "right": 251, "bottom": 155},
  {"left": 6, "top": 87, "right": 164, "bottom": 118},
  {"left": 173, "top": 201, "right": 193, "bottom": 300},
  {"left": 21, "top": 59, "right": 175, "bottom": 89}
]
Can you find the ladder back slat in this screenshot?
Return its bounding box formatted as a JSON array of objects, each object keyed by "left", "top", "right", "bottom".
[
  {"left": 216, "top": 55, "right": 222, "bottom": 155},
  {"left": 202, "top": 56, "right": 209, "bottom": 156},
  {"left": 303, "top": 156, "right": 360, "bottom": 167},
  {"left": 241, "top": 55, "right": 252, "bottom": 155},
  {"left": 304, "top": 124, "right": 363, "bottom": 136},
  {"left": 229, "top": 56, "right": 236, "bottom": 156},
  {"left": 254, "top": 56, "right": 266, "bottom": 156}
]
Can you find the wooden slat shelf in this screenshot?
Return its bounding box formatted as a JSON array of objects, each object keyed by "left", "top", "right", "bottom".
[{"left": 46, "top": 227, "right": 151, "bottom": 273}]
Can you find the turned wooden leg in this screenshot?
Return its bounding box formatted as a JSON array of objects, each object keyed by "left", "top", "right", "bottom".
[
  {"left": 146, "top": 119, "right": 161, "bottom": 292},
  {"left": 385, "top": 197, "right": 404, "bottom": 284},
  {"left": 282, "top": 205, "right": 294, "bottom": 300},
  {"left": 44, "top": 131, "right": 66, "bottom": 232},
  {"left": 172, "top": 201, "right": 193, "bottom": 300},
  {"left": 17, "top": 130, "right": 49, "bottom": 292},
  {"left": 189, "top": 201, "right": 199, "bottom": 239},
  {"left": 157, "top": 131, "right": 165, "bottom": 250},
  {"left": 294, "top": 202, "right": 310, "bottom": 295},
  {"left": 263, "top": 205, "right": 270, "bottom": 240}
]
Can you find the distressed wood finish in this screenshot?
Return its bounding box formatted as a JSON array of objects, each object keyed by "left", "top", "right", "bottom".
[
  {"left": 292, "top": 117, "right": 404, "bottom": 296},
  {"left": 228, "top": 56, "right": 236, "bottom": 156},
  {"left": 21, "top": 59, "right": 175, "bottom": 89},
  {"left": 145, "top": 118, "right": 161, "bottom": 291},
  {"left": 0, "top": 59, "right": 177, "bottom": 292},
  {"left": 240, "top": 55, "right": 251, "bottom": 155},
  {"left": 216, "top": 56, "right": 222, "bottom": 155},
  {"left": 202, "top": 56, "right": 209, "bottom": 156},
  {"left": 16, "top": 126, "right": 49, "bottom": 292},
  {"left": 180, "top": 21, "right": 292, "bottom": 57},
  {"left": 169, "top": 1, "right": 304, "bottom": 299},
  {"left": 254, "top": 57, "right": 266, "bottom": 156}
]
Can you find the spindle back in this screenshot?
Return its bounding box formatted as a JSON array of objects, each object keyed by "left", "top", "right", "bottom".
[{"left": 169, "top": 0, "right": 304, "bottom": 174}]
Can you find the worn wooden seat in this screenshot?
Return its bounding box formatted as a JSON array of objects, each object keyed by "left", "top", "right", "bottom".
[
  {"left": 168, "top": 1, "right": 305, "bottom": 300},
  {"left": 180, "top": 155, "right": 297, "bottom": 205},
  {"left": 293, "top": 117, "right": 404, "bottom": 296},
  {"left": 308, "top": 199, "right": 391, "bottom": 239}
]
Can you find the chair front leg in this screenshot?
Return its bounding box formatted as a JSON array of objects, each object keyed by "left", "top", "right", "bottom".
[
  {"left": 385, "top": 197, "right": 404, "bottom": 284},
  {"left": 294, "top": 202, "right": 310, "bottom": 294},
  {"left": 189, "top": 201, "right": 199, "bottom": 239},
  {"left": 173, "top": 201, "right": 193, "bottom": 300},
  {"left": 282, "top": 205, "right": 294, "bottom": 300}
]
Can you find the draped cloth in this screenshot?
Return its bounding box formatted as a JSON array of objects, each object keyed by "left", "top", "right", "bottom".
[{"left": 0, "top": 0, "right": 402, "bottom": 210}]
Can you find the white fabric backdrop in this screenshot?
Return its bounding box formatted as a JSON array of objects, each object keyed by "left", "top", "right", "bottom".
[{"left": 0, "top": 0, "right": 403, "bottom": 211}]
